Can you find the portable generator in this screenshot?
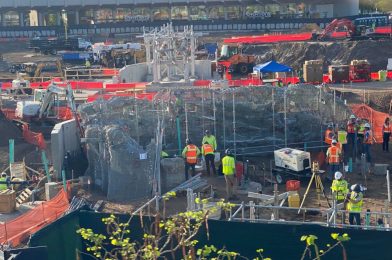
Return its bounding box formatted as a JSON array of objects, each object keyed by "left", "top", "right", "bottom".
[{"left": 274, "top": 148, "right": 311, "bottom": 173}]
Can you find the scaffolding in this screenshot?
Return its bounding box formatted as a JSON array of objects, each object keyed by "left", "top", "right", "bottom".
[{"left": 143, "top": 23, "right": 197, "bottom": 83}]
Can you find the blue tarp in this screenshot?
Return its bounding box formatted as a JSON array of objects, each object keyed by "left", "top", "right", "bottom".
[{"left": 253, "top": 60, "right": 292, "bottom": 73}]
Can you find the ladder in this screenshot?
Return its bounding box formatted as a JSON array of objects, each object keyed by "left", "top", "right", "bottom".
[{"left": 15, "top": 188, "right": 33, "bottom": 206}]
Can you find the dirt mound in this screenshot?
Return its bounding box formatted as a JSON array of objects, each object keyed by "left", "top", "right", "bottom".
[
  {"left": 0, "top": 113, "right": 23, "bottom": 147},
  {"left": 245, "top": 40, "right": 392, "bottom": 71}
]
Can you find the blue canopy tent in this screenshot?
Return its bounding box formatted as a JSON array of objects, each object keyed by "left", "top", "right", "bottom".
[{"left": 253, "top": 60, "right": 292, "bottom": 73}]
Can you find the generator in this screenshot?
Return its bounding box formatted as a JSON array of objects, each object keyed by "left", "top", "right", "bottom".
[{"left": 274, "top": 148, "right": 311, "bottom": 173}]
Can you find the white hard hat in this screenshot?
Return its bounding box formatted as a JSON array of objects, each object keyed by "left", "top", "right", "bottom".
[
  {"left": 350, "top": 115, "right": 356, "bottom": 119},
  {"left": 332, "top": 139, "right": 337, "bottom": 144},
  {"left": 334, "top": 171, "right": 342, "bottom": 180},
  {"left": 365, "top": 123, "right": 371, "bottom": 128}
]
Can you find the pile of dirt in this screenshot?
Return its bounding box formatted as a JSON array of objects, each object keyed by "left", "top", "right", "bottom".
[
  {"left": 0, "top": 113, "right": 23, "bottom": 147},
  {"left": 245, "top": 40, "right": 392, "bottom": 71}
]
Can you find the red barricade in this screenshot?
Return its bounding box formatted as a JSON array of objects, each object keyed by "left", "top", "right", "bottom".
[
  {"left": 105, "top": 83, "right": 138, "bottom": 90},
  {"left": 351, "top": 104, "right": 388, "bottom": 143},
  {"left": 224, "top": 33, "right": 312, "bottom": 44},
  {"left": 69, "top": 81, "right": 104, "bottom": 90},
  {"left": 0, "top": 189, "right": 69, "bottom": 247},
  {"left": 388, "top": 71, "right": 392, "bottom": 80},
  {"left": 22, "top": 124, "right": 46, "bottom": 150},
  {"left": 102, "top": 68, "right": 119, "bottom": 75},
  {"left": 371, "top": 72, "right": 379, "bottom": 81}
]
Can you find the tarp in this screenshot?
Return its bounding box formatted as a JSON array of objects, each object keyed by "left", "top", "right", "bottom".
[
  {"left": 351, "top": 104, "right": 388, "bottom": 143},
  {"left": 254, "top": 60, "right": 292, "bottom": 73}
]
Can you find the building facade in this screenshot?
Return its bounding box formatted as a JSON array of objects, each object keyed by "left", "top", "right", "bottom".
[{"left": 0, "top": 0, "right": 359, "bottom": 27}]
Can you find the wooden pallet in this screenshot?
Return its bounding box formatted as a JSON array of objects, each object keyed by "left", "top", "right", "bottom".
[{"left": 16, "top": 188, "right": 33, "bottom": 206}]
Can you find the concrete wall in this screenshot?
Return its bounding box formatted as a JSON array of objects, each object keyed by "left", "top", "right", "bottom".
[
  {"left": 195, "top": 60, "right": 212, "bottom": 80},
  {"left": 119, "top": 63, "right": 148, "bottom": 83},
  {"left": 51, "top": 119, "right": 80, "bottom": 178}
]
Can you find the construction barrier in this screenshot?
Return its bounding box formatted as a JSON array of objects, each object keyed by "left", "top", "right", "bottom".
[
  {"left": 1, "top": 108, "right": 17, "bottom": 120},
  {"left": 0, "top": 189, "right": 69, "bottom": 247},
  {"left": 21, "top": 124, "right": 47, "bottom": 150},
  {"left": 351, "top": 104, "right": 388, "bottom": 143},
  {"left": 223, "top": 33, "right": 313, "bottom": 44},
  {"left": 371, "top": 72, "right": 380, "bottom": 81}
]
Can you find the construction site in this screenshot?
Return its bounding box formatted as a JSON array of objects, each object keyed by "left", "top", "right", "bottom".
[{"left": 1, "top": 14, "right": 392, "bottom": 259}]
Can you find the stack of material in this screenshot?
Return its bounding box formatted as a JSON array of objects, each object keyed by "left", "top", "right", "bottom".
[
  {"left": 350, "top": 60, "right": 371, "bottom": 81},
  {"left": 329, "top": 65, "right": 350, "bottom": 83},
  {"left": 0, "top": 190, "right": 16, "bottom": 213},
  {"left": 303, "top": 60, "right": 323, "bottom": 83}
]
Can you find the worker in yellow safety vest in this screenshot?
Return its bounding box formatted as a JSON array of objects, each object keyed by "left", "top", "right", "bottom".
[
  {"left": 0, "top": 172, "right": 8, "bottom": 191},
  {"left": 347, "top": 184, "right": 363, "bottom": 225},
  {"left": 331, "top": 171, "right": 348, "bottom": 202},
  {"left": 222, "top": 149, "right": 236, "bottom": 200},
  {"left": 182, "top": 139, "right": 200, "bottom": 180},
  {"left": 357, "top": 119, "right": 366, "bottom": 156},
  {"left": 202, "top": 142, "right": 216, "bottom": 176},
  {"left": 202, "top": 130, "right": 217, "bottom": 151},
  {"left": 326, "top": 139, "right": 342, "bottom": 180}
]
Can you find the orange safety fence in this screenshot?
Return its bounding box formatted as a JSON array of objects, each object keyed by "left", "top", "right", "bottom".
[
  {"left": 0, "top": 189, "right": 69, "bottom": 247},
  {"left": 21, "top": 124, "right": 46, "bottom": 150},
  {"left": 351, "top": 104, "right": 389, "bottom": 144},
  {"left": 0, "top": 108, "right": 17, "bottom": 120}
]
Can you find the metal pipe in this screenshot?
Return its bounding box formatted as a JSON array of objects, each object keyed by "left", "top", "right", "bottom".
[
  {"left": 222, "top": 93, "right": 226, "bottom": 150},
  {"left": 284, "top": 89, "right": 287, "bottom": 147},
  {"left": 232, "top": 91, "right": 237, "bottom": 156},
  {"left": 388, "top": 170, "right": 391, "bottom": 203},
  {"left": 272, "top": 89, "right": 276, "bottom": 149},
  {"left": 212, "top": 90, "right": 217, "bottom": 137}
]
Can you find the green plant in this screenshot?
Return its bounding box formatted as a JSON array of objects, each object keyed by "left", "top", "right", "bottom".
[{"left": 300, "top": 233, "right": 350, "bottom": 260}]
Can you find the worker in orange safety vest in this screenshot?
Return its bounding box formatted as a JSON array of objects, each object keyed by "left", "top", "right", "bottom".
[
  {"left": 382, "top": 117, "right": 391, "bottom": 152},
  {"left": 363, "top": 123, "right": 373, "bottom": 164},
  {"left": 202, "top": 141, "right": 216, "bottom": 176},
  {"left": 347, "top": 114, "right": 358, "bottom": 157},
  {"left": 326, "top": 139, "right": 342, "bottom": 180},
  {"left": 182, "top": 139, "right": 200, "bottom": 180}
]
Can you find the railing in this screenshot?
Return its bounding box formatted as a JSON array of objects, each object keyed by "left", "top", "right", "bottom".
[
  {"left": 132, "top": 194, "right": 161, "bottom": 216},
  {"left": 227, "top": 202, "right": 392, "bottom": 231},
  {"left": 64, "top": 68, "right": 118, "bottom": 81}
]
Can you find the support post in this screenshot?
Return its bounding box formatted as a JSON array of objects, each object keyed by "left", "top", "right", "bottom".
[
  {"left": 61, "top": 170, "right": 66, "bottom": 191},
  {"left": 41, "top": 150, "right": 51, "bottom": 182},
  {"left": 176, "top": 117, "right": 182, "bottom": 156},
  {"left": 387, "top": 170, "right": 391, "bottom": 203},
  {"left": 9, "top": 139, "right": 14, "bottom": 165},
  {"left": 232, "top": 91, "right": 237, "bottom": 157},
  {"left": 284, "top": 89, "right": 287, "bottom": 147},
  {"left": 222, "top": 93, "right": 226, "bottom": 150}
]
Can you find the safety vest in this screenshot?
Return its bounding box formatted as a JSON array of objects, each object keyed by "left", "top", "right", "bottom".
[
  {"left": 347, "top": 121, "right": 356, "bottom": 134},
  {"left": 331, "top": 179, "right": 348, "bottom": 200},
  {"left": 161, "top": 151, "right": 169, "bottom": 158},
  {"left": 358, "top": 124, "right": 365, "bottom": 135},
  {"left": 383, "top": 123, "right": 391, "bottom": 134},
  {"left": 185, "top": 145, "right": 197, "bottom": 164},
  {"left": 347, "top": 191, "right": 363, "bottom": 212},
  {"left": 222, "top": 156, "right": 235, "bottom": 175},
  {"left": 364, "top": 130, "right": 373, "bottom": 144},
  {"left": 202, "top": 144, "right": 214, "bottom": 155},
  {"left": 325, "top": 129, "right": 333, "bottom": 145},
  {"left": 338, "top": 131, "right": 347, "bottom": 145},
  {"left": 327, "top": 146, "right": 341, "bottom": 164},
  {"left": 0, "top": 177, "right": 7, "bottom": 191}
]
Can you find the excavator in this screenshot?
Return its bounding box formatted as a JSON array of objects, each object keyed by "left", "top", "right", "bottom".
[
  {"left": 217, "top": 44, "right": 255, "bottom": 75},
  {"left": 316, "top": 18, "right": 382, "bottom": 41},
  {"left": 38, "top": 83, "right": 76, "bottom": 119}
]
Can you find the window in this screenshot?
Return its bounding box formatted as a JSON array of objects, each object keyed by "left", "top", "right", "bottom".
[
  {"left": 189, "top": 5, "right": 208, "bottom": 20},
  {"left": 4, "top": 11, "right": 19, "bottom": 26},
  {"left": 208, "top": 6, "right": 225, "bottom": 20},
  {"left": 171, "top": 6, "right": 188, "bottom": 20},
  {"left": 95, "top": 8, "right": 113, "bottom": 23},
  {"left": 226, "top": 6, "right": 241, "bottom": 19},
  {"left": 152, "top": 7, "right": 170, "bottom": 20}
]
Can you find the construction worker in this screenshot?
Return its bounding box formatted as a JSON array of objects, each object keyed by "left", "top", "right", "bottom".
[
  {"left": 222, "top": 149, "right": 236, "bottom": 200},
  {"left": 202, "top": 130, "right": 217, "bottom": 151},
  {"left": 326, "top": 139, "right": 342, "bottom": 180},
  {"left": 202, "top": 141, "right": 216, "bottom": 176},
  {"left": 161, "top": 150, "right": 169, "bottom": 158},
  {"left": 347, "top": 114, "right": 357, "bottom": 157},
  {"left": 363, "top": 123, "right": 373, "bottom": 163},
  {"left": 0, "top": 173, "right": 7, "bottom": 191},
  {"left": 324, "top": 123, "right": 334, "bottom": 146},
  {"left": 182, "top": 139, "right": 200, "bottom": 180},
  {"left": 337, "top": 126, "right": 347, "bottom": 160},
  {"left": 347, "top": 184, "right": 363, "bottom": 225},
  {"left": 382, "top": 117, "right": 391, "bottom": 152},
  {"left": 331, "top": 171, "right": 348, "bottom": 204},
  {"left": 357, "top": 119, "right": 366, "bottom": 156}
]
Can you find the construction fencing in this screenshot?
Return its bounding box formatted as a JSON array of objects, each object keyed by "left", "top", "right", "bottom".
[
  {"left": 0, "top": 189, "right": 69, "bottom": 247},
  {"left": 351, "top": 104, "right": 389, "bottom": 144}
]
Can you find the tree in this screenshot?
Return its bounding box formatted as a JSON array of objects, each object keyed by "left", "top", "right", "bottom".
[{"left": 77, "top": 194, "right": 350, "bottom": 259}]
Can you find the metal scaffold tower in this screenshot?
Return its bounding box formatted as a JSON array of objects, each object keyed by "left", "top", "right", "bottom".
[{"left": 143, "top": 23, "right": 197, "bottom": 83}]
